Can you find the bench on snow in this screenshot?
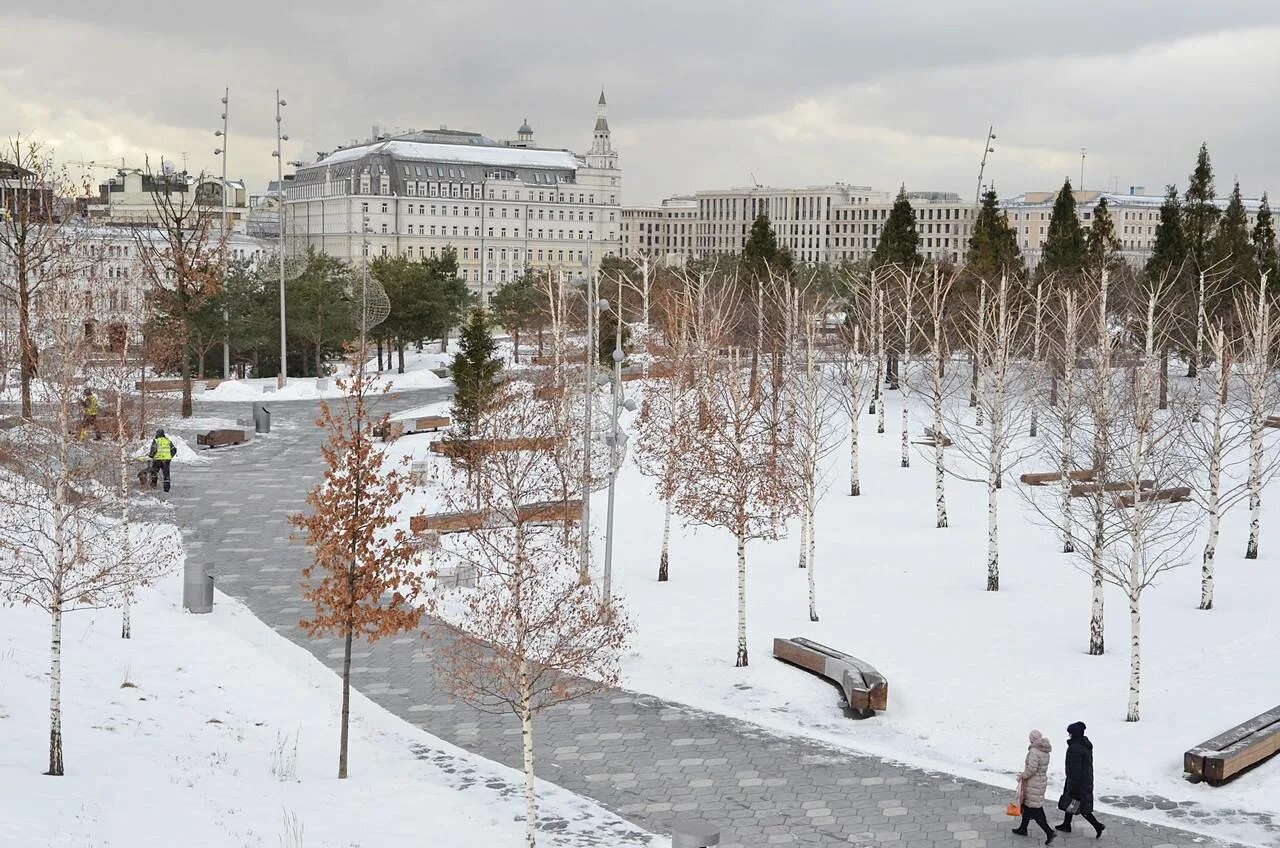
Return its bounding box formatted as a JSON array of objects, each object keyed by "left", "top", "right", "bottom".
[
  {"left": 429, "top": 436, "right": 558, "bottom": 458},
  {"left": 1019, "top": 469, "right": 1097, "bottom": 486},
  {"left": 772, "top": 636, "right": 888, "bottom": 719},
  {"left": 409, "top": 499, "right": 583, "bottom": 535},
  {"left": 913, "top": 426, "right": 952, "bottom": 448},
  {"left": 1069, "top": 479, "right": 1155, "bottom": 497},
  {"left": 196, "top": 429, "right": 247, "bottom": 448},
  {"left": 1185, "top": 704, "right": 1280, "bottom": 784},
  {"left": 1115, "top": 486, "right": 1192, "bottom": 508}
]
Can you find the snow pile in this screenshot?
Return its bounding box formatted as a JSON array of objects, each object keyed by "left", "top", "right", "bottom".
[{"left": 0, "top": 570, "right": 664, "bottom": 847}]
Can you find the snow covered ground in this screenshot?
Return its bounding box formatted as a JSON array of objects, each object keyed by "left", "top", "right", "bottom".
[
  {"left": 389, "top": 382, "right": 1280, "bottom": 847},
  {"left": 0, "top": 572, "right": 663, "bottom": 847},
  {"left": 199, "top": 352, "right": 450, "bottom": 403}
]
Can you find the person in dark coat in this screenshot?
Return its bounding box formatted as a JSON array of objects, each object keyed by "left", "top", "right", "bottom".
[{"left": 1056, "top": 721, "right": 1106, "bottom": 838}]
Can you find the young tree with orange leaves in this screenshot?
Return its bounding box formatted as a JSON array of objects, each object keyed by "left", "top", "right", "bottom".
[
  {"left": 290, "top": 349, "right": 423, "bottom": 779},
  {"left": 433, "top": 384, "right": 629, "bottom": 848}
]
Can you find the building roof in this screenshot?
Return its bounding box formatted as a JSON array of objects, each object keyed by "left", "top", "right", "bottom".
[
  {"left": 518, "top": 119, "right": 533, "bottom": 135},
  {"left": 1000, "top": 189, "right": 1266, "bottom": 212},
  {"left": 598, "top": 89, "right": 607, "bottom": 106},
  {"left": 312, "top": 138, "right": 578, "bottom": 171},
  {"left": 594, "top": 116, "right": 610, "bottom": 133}
]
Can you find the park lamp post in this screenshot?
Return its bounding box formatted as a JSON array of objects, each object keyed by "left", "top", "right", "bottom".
[
  {"left": 601, "top": 293, "right": 636, "bottom": 605},
  {"left": 214, "top": 88, "right": 230, "bottom": 379},
  {"left": 271, "top": 91, "right": 289, "bottom": 388}
]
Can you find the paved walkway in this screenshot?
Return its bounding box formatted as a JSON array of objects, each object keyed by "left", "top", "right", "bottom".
[{"left": 171, "top": 392, "right": 1251, "bottom": 848}]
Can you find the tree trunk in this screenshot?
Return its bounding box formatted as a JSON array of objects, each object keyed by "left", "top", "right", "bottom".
[
  {"left": 315, "top": 343, "right": 322, "bottom": 378},
  {"left": 900, "top": 407, "right": 909, "bottom": 468},
  {"left": 797, "top": 507, "right": 808, "bottom": 569},
  {"left": 1126, "top": 591, "right": 1141, "bottom": 722},
  {"left": 520, "top": 664, "right": 537, "bottom": 848},
  {"left": 986, "top": 447, "right": 999, "bottom": 591},
  {"left": 376, "top": 338, "right": 384, "bottom": 372},
  {"left": 537, "top": 326, "right": 544, "bottom": 358},
  {"left": 513, "top": 327, "right": 521, "bottom": 364},
  {"left": 180, "top": 366, "right": 193, "bottom": 418},
  {"left": 849, "top": 413, "right": 861, "bottom": 496},
  {"left": 1202, "top": 398, "right": 1223, "bottom": 610},
  {"left": 1158, "top": 350, "right": 1168, "bottom": 410},
  {"left": 397, "top": 341, "right": 406, "bottom": 375},
  {"left": 657, "top": 496, "right": 671, "bottom": 582},
  {"left": 806, "top": 503, "right": 819, "bottom": 622},
  {"left": 338, "top": 627, "right": 353, "bottom": 778},
  {"left": 1247, "top": 409, "right": 1263, "bottom": 559},
  {"left": 1089, "top": 508, "right": 1105, "bottom": 655},
  {"left": 18, "top": 267, "right": 35, "bottom": 419},
  {"left": 735, "top": 532, "right": 748, "bottom": 668},
  {"left": 47, "top": 600, "right": 64, "bottom": 776}
]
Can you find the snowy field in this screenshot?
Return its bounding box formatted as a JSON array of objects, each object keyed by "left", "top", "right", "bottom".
[
  {"left": 389, "top": 383, "right": 1280, "bottom": 847},
  {"left": 199, "top": 350, "right": 451, "bottom": 403},
  {"left": 0, "top": 568, "right": 665, "bottom": 848}
]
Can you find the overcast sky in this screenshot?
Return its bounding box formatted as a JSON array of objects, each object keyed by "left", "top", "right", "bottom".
[{"left": 5, "top": 2, "right": 1280, "bottom": 204}]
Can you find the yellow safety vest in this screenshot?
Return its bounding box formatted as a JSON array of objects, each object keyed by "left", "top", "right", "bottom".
[
  {"left": 153, "top": 436, "right": 174, "bottom": 461},
  {"left": 86, "top": 393, "right": 99, "bottom": 416}
]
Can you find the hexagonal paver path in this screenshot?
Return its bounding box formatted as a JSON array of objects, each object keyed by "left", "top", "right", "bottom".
[{"left": 170, "top": 391, "right": 1247, "bottom": 848}]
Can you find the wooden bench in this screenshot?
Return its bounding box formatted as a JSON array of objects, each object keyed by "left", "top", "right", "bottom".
[
  {"left": 409, "top": 499, "right": 583, "bottom": 535},
  {"left": 1185, "top": 705, "right": 1280, "bottom": 784},
  {"left": 1116, "top": 486, "right": 1192, "bottom": 508},
  {"left": 533, "top": 385, "right": 565, "bottom": 400},
  {"left": 772, "top": 636, "right": 888, "bottom": 719},
  {"left": 429, "top": 436, "right": 558, "bottom": 457},
  {"left": 196, "top": 429, "right": 247, "bottom": 448},
  {"left": 1264, "top": 416, "right": 1280, "bottom": 430},
  {"left": 912, "top": 426, "right": 952, "bottom": 448},
  {"left": 374, "top": 421, "right": 405, "bottom": 442},
  {"left": 1070, "top": 479, "right": 1155, "bottom": 497},
  {"left": 402, "top": 415, "right": 451, "bottom": 434},
  {"left": 1020, "top": 469, "right": 1097, "bottom": 486}
]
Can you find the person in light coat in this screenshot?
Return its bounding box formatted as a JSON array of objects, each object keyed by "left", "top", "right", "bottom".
[{"left": 1013, "top": 729, "right": 1056, "bottom": 843}]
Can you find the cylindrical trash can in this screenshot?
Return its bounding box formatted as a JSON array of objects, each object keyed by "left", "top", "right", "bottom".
[
  {"left": 253, "top": 403, "right": 271, "bottom": 434},
  {"left": 183, "top": 559, "right": 214, "bottom": 614},
  {"left": 672, "top": 820, "right": 720, "bottom": 848}
]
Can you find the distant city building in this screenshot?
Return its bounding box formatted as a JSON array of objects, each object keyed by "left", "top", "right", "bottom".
[
  {"left": 283, "top": 92, "right": 622, "bottom": 299},
  {"left": 1000, "top": 187, "right": 1270, "bottom": 267},
  {"left": 0, "top": 162, "right": 55, "bottom": 220},
  {"left": 694, "top": 184, "right": 975, "bottom": 265},
  {"left": 620, "top": 195, "right": 697, "bottom": 266},
  {"left": 83, "top": 168, "right": 249, "bottom": 229}
]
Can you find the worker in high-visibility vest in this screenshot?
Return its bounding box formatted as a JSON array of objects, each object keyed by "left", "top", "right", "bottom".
[
  {"left": 81, "top": 388, "right": 101, "bottom": 441},
  {"left": 148, "top": 428, "right": 175, "bottom": 492}
]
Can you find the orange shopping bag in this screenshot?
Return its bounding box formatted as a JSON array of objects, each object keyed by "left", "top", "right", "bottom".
[{"left": 1006, "top": 801, "right": 1022, "bottom": 817}]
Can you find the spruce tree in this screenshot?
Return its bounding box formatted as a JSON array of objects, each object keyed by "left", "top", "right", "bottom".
[
  {"left": 1144, "top": 184, "right": 1187, "bottom": 281},
  {"left": 1085, "top": 196, "right": 1122, "bottom": 271},
  {"left": 1183, "top": 142, "right": 1220, "bottom": 271},
  {"left": 966, "top": 188, "right": 1021, "bottom": 280},
  {"left": 871, "top": 185, "right": 922, "bottom": 268},
  {"left": 1039, "top": 177, "right": 1086, "bottom": 277},
  {"left": 741, "top": 212, "right": 793, "bottom": 279},
  {"left": 450, "top": 307, "right": 502, "bottom": 437},
  {"left": 1212, "top": 181, "right": 1258, "bottom": 282},
  {"left": 1253, "top": 193, "right": 1278, "bottom": 282}
]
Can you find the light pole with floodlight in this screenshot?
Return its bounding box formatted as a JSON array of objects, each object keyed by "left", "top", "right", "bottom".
[
  {"left": 271, "top": 92, "right": 289, "bottom": 388},
  {"left": 214, "top": 88, "right": 230, "bottom": 378},
  {"left": 601, "top": 288, "right": 636, "bottom": 604}
]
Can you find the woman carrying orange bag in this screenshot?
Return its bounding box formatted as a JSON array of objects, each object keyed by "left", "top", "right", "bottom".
[{"left": 1013, "top": 730, "right": 1056, "bottom": 844}]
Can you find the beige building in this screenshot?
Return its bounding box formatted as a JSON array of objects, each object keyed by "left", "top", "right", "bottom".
[
  {"left": 283, "top": 93, "right": 622, "bottom": 300},
  {"left": 693, "top": 184, "right": 973, "bottom": 265},
  {"left": 1001, "top": 188, "right": 1269, "bottom": 267},
  {"left": 84, "top": 168, "right": 249, "bottom": 229},
  {"left": 620, "top": 195, "right": 697, "bottom": 266}
]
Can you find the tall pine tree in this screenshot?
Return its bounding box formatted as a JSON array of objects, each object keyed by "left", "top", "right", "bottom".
[
  {"left": 966, "top": 188, "right": 1021, "bottom": 280},
  {"left": 1183, "top": 142, "right": 1220, "bottom": 271},
  {"left": 450, "top": 307, "right": 502, "bottom": 437},
  {"left": 1144, "top": 184, "right": 1187, "bottom": 281},
  {"left": 872, "top": 185, "right": 922, "bottom": 268},
  {"left": 1253, "top": 193, "right": 1278, "bottom": 283},
  {"left": 1039, "top": 177, "right": 1086, "bottom": 277},
  {"left": 740, "top": 213, "right": 792, "bottom": 279},
  {"left": 1085, "top": 196, "right": 1122, "bottom": 270},
  {"left": 1212, "top": 181, "right": 1257, "bottom": 282}
]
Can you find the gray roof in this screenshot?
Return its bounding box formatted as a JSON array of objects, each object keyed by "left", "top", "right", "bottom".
[{"left": 518, "top": 119, "right": 533, "bottom": 134}]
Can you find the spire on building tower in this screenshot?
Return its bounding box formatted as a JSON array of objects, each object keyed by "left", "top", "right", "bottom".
[{"left": 590, "top": 89, "right": 612, "bottom": 162}]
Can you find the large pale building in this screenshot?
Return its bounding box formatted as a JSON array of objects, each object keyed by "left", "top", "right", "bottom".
[
  {"left": 83, "top": 168, "right": 249, "bottom": 229},
  {"left": 620, "top": 195, "right": 697, "bottom": 266},
  {"left": 283, "top": 93, "right": 622, "bottom": 299},
  {"left": 693, "top": 184, "right": 974, "bottom": 266},
  {"left": 1000, "top": 187, "right": 1270, "bottom": 267}
]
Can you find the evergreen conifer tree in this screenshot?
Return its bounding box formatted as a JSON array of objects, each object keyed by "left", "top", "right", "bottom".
[
  {"left": 871, "top": 185, "right": 922, "bottom": 268},
  {"left": 450, "top": 307, "right": 502, "bottom": 437},
  {"left": 1183, "top": 142, "right": 1220, "bottom": 270},
  {"left": 741, "top": 212, "right": 793, "bottom": 278},
  {"left": 966, "top": 188, "right": 1021, "bottom": 280},
  {"left": 1144, "top": 184, "right": 1187, "bottom": 281},
  {"left": 1085, "top": 196, "right": 1122, "bottom": 270},
  {"left": 1039, "top": 177, "right": 1086, "bottom": 276},
  {"left": 1253, "top": 193, "right": 1278, "bottom": 282},
  {"left": 1212, "top": 181, "right": 1258, "bottom": 282}
]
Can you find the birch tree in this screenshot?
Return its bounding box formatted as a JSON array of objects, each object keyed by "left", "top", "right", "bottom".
[
  {"left": 433, "top": 385, "right": 629, "bottom": 848},
  {"left": 1239, "top": 272, "right": 1278, "bottom": 560},
  {"left": 831, "top": 320, "right": 874, "bottom": 497},
  {"left": 0, "top": 280, "right": 179, "bottom": 775}
]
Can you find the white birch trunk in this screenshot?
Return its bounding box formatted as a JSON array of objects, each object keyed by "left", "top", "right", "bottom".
[
  {"left": 1247, "top": 398, "right": 1264, "bottom": 559},
  {"left": 520, "top": 664, "right": 537, "bottom": 848},
  {"left": 807, "top": 501, "right": 818, "bottom": 622},
  {"left": 1202, "top": 366, "right": 1224, "bottom": 610},
  {"left": 900, "top": 407, "right": 910, "bottom": 468},
  {"left": 1030, "top": 280, "right": 1043, "bottom": 438},
  {"left": 876, "top": 286, "right": 886, "bottom": 435},
  {"left": 735, "top": 532, "right": 749, "bottom": 667},
  {"left": 797, "top": 506, "right": 808, "bottom": 569},
  {"left": 849, "top": 412, "right": 861, "bottom": 496},
  {"left": 1126, "top": 589, "right": 1142, "bottom": 722},
  {"left": 932, "top": 301, "right": 948, "bottom": 528},
  {"left": 48, "top": 598, "right": 64, "bottom": 776},
  {"left": 658, "top": 495, "right": 671, "bottom": 582},
  {"left": 1088, "top": 273, "right": 1110, "bottom": 656},
  {"left": 986, "top": 455, "right": 999, "bottom": 591},
  {"left": 1060, "top": 292, "right": 1078, "bottom": 553}
]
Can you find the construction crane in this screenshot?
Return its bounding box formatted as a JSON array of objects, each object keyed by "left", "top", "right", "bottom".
[{"left": 64, "top": 159, "right": 139, "bottom": 177}]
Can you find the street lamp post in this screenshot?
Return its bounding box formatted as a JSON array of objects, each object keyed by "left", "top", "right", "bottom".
[
  {"left": 974, "top": 125, "right": 997, "bottom": 207},
  {"left": 579, "top": 268, "right": 600, "bottom": 581},
  {"left": 214, "top": 88, "right": 230, "bottom": 379},
  {"left": 601, "top": 288, "right": 636, "bottom": 604},
  {"left": 271, "top": 91, "right": 289, "bottom": 388}
]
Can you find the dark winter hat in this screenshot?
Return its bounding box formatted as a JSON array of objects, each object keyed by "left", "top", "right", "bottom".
[
  {"left": 1067, "top": 721, "right": 1087, "bottom": 737},
  {"left": 155, "top": 429, "right": 165, "bottom": 437}
]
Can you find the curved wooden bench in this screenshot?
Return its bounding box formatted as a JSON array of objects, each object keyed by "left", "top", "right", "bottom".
[
  {"left": 1185, "top": 705, "right": 1280, "bottom": 784},
  {"left": 772, "top": 636, "right": 888, "bottom": 719}
]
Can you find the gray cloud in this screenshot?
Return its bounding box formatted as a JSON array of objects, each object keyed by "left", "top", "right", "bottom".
[{"left": 5, "top": 2, "right": 1280, "bottom": 203}]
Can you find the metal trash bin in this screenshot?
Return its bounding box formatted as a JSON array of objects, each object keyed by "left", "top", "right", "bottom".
[
  {"left": 183, "top": 559, "right": 213, "bottom": 614},
  {"left": 253, "top": 403, "right": 271, "bottom": 434},
  {"left": 672, "top": 820, "right": 720, "bottom": 848}
]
